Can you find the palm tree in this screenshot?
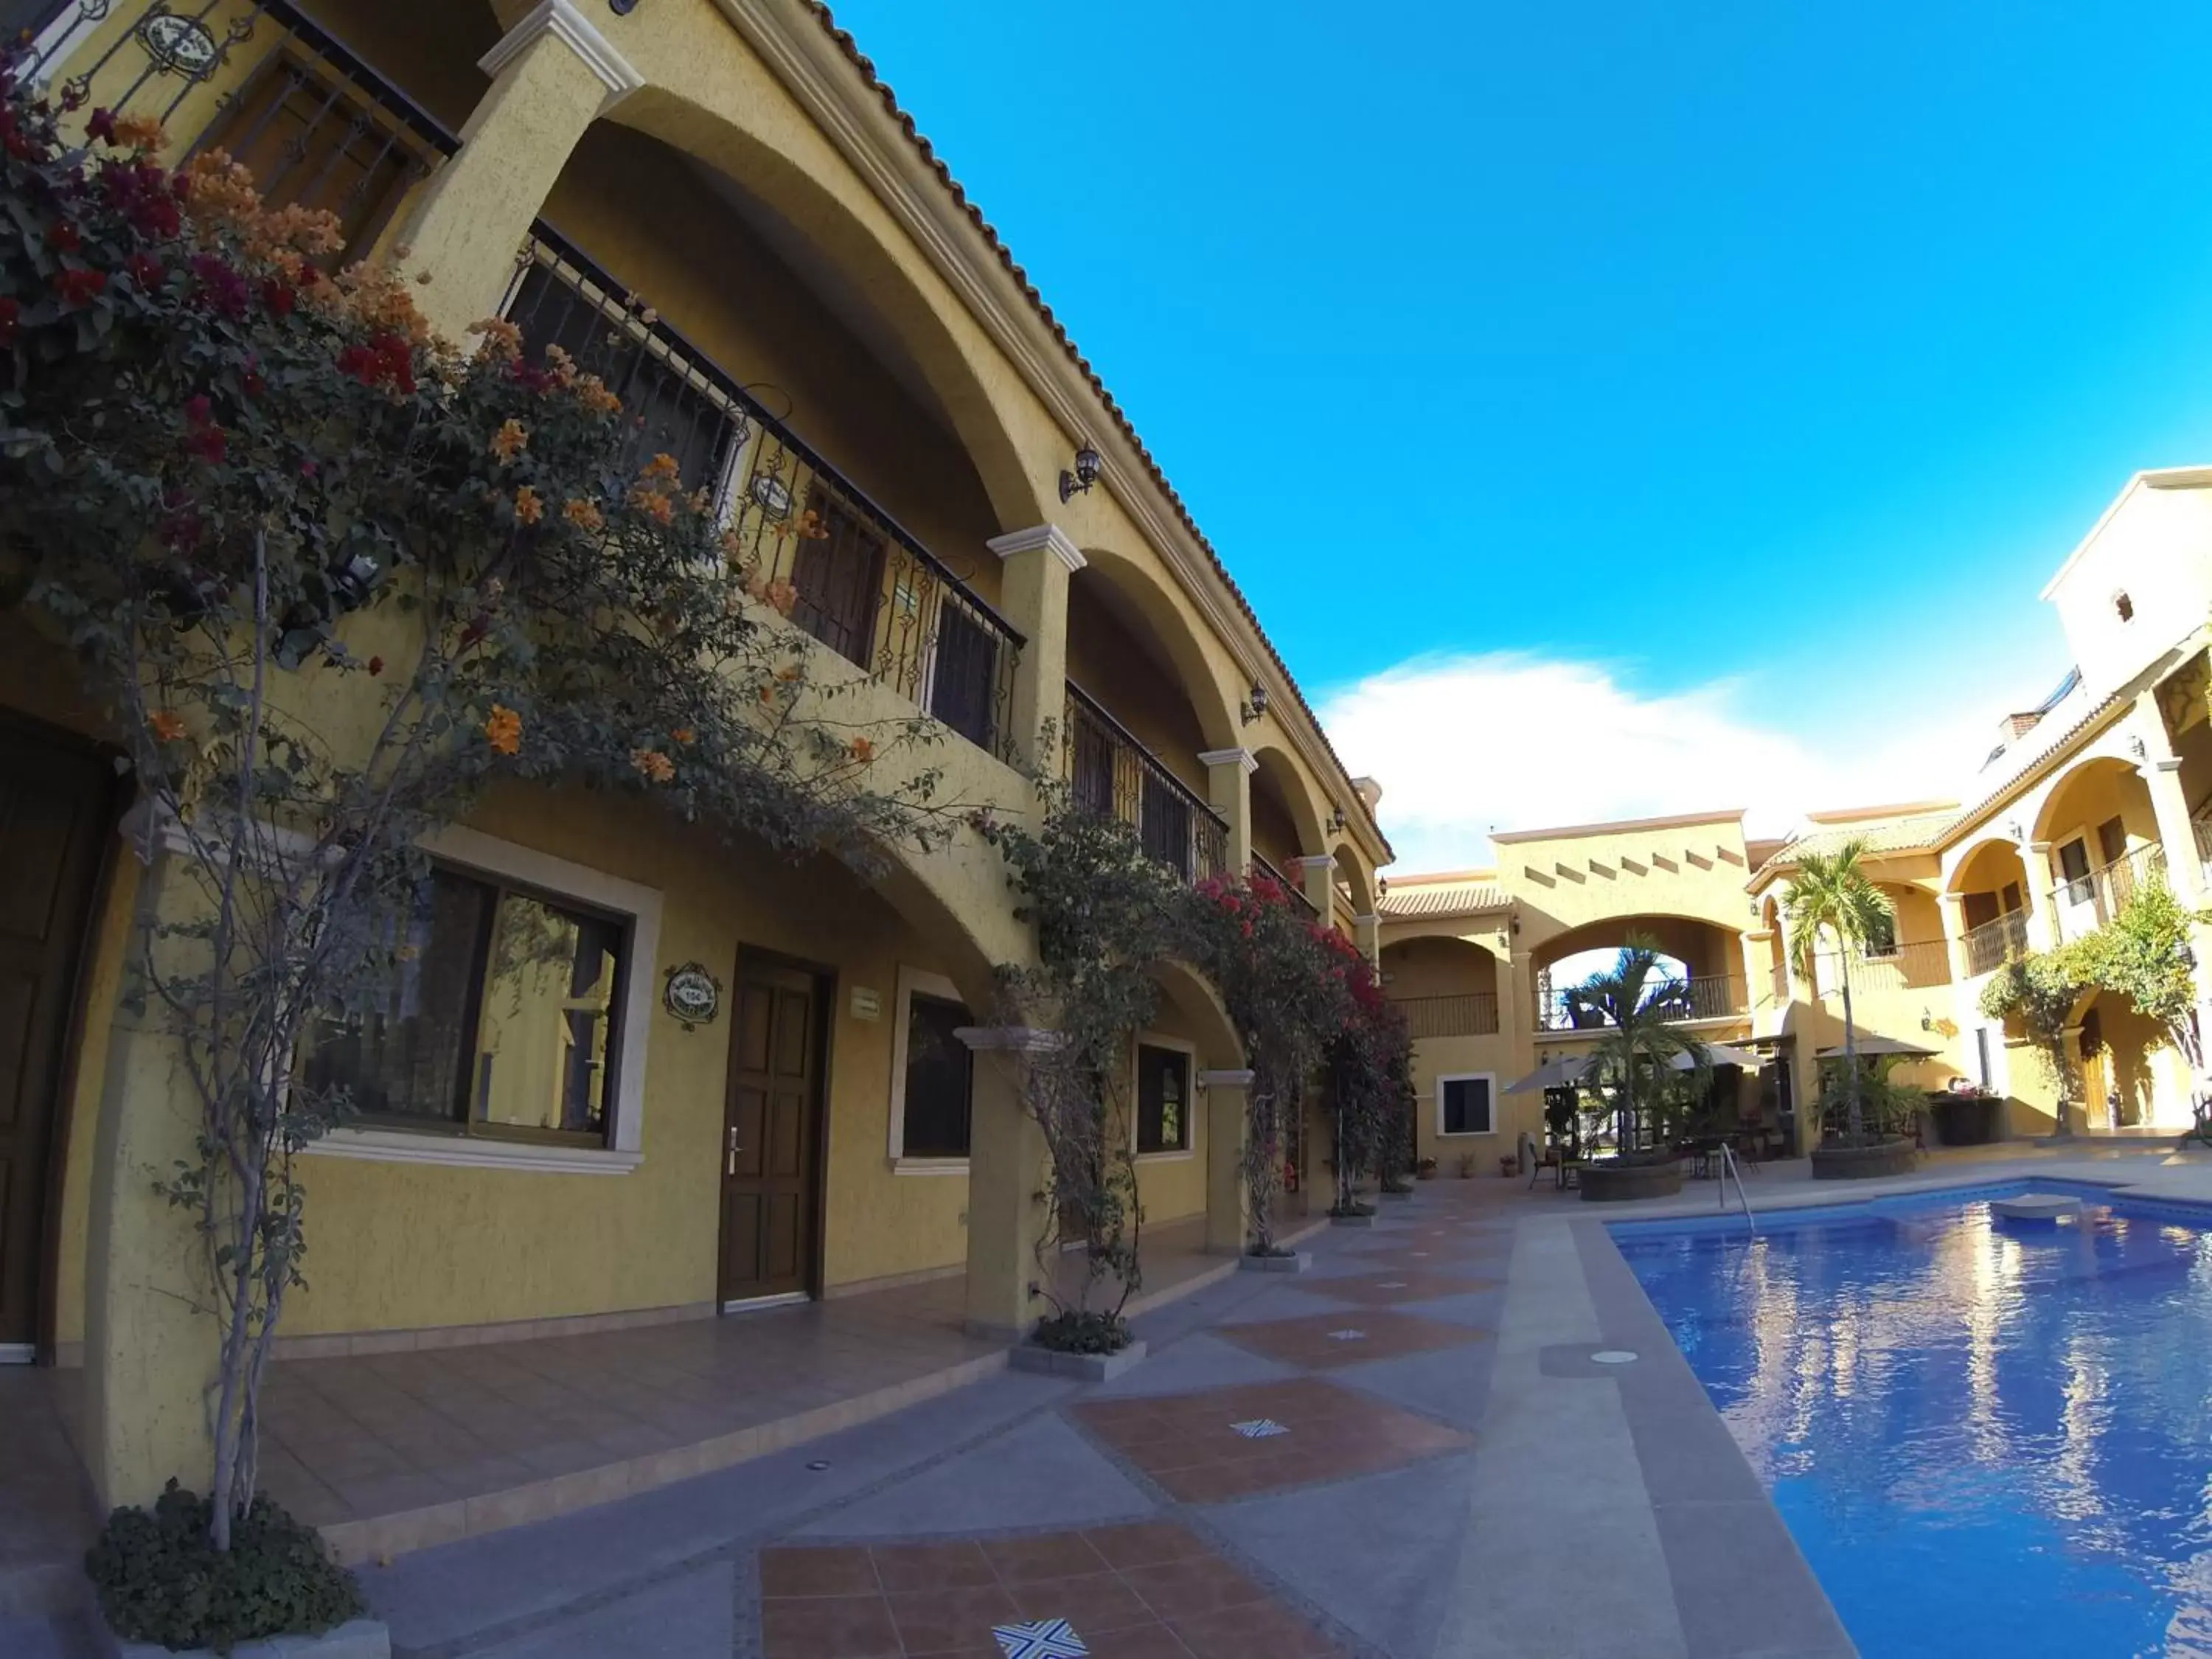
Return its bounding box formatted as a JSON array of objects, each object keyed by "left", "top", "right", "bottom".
[
  {"left": 1783, "top": 839, "right": 1896, "bottom": 1142},
  {"left": 1569, "top": 935, "right": 1705, "bottom": 1158}
]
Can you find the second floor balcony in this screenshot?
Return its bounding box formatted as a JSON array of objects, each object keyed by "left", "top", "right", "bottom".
[
  {"left": 1537, "top": 973, "right": 1743, "bottom": 1032},
  {"left": 1815, "top": 939, "right": 1952, "bottom": 996},
  {"left": 1063, "top": 682, "right": 1227, "bottom": 886},
  {"left": 1962, "top": 911, "right": 2029, "bottom": 976},
  {"left": 1390, "top": 993, "right": 1500, "bottom": 1040},
  {"left": 2048, "top": 844, "right": 2167, "bottom": 944}
]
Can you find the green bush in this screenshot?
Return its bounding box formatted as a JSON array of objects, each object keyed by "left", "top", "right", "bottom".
[
  {"left": 1032, "top": 1310, "right": 1133, "bottom": 1355},
  {"left": 85, "top": 1481, "right": 364, "bottom": 1655}
]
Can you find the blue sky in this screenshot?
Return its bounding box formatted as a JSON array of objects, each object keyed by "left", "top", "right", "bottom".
[{"left": 828, "top": 1, "right": 2212, "bottom": 869}]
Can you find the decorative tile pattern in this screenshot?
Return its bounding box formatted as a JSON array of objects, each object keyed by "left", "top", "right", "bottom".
[
  {"left": 1068, "top": 1379, "right": 1467, "bottom": 1502},
  {"left": 1215, "top": 1310, "right": 1490, "bottom": 1372},
  {"left": 758, "top": 1524, "right": 1346, "bottom": 1656},
  {"left": 1309, "top": 1270, "right": 1503, "bottom": 1308},
  {"left": 1228, "top": 1419, "right": 1288, "bottom": 1439},
  {"left": 993, "top": 1616, "right": 1088, "bottom": 1658}
]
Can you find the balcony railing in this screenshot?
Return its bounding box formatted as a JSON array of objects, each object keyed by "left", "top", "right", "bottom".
[
  {"left": 1962, "top": 911, "right": 2028, "bottom": 976},
  {"left": 2048, "top": 844, "right": 2167, "bottom": 943},
  {"left": 1062, "top": 682, "right": 1227, "bottom": 886},
  {"left": 1251, "top": 853, "right": 1318, "bottom": 917},
  {"left": 1390, "top": 993, "right": 1500, "bottom": 1040},
  {"left": 32, "top": 0, "right": 458, "bottom": 268},
  {"left": 1816, "top": 939, "right": 1952, "bottom": 995},
  {"left": 2195, "top": 809, "right": 2212, "bottom": 870},
  {"left": 1537, "top": 974, "right": 1742, "bottom": 1032}
]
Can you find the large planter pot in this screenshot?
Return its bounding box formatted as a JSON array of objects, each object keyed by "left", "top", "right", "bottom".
[
  {"left": 1930, "top": 1095, "right": 2000, "bottom": 1147},
  {"left": 1810, "top": 1138, "right": 1919, "bottom": 1180},
  {"left": 1577, "top": 1157, "right": 1685, "bottom": 1203}
]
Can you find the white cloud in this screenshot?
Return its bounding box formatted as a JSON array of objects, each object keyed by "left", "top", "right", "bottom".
[{"left": 1318, "top": 652, "right": 2012, "bottom": 874}]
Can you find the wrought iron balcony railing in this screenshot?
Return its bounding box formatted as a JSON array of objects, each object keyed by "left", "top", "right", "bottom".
[
  {"left": 1390, "top": 993, "right": 1500, "bottom": 1040},
  {"left": 2048, "top": 844, "right": 2166, "bottom": 943},
  {"left": 1815, "top": 939, "right": 1952, "bottom": 995},
  {"left": 1961, "top": 911, "right": 2028, "bottom": 976},
  {"left": 504, "top": 226, "right": 1023, "bottom": 763},
  {"left": 1251, "top": 852, "right": 1318, "bottom": 917},
  {"left": 29, "top": 0, "right": 457, "bottom": 268},
  {"left": 1536, "top": 973, "right": 1742, "bottom": 1032},
  {"left": 1062, "top": 682, "right": 1227, "bottom": 886}
]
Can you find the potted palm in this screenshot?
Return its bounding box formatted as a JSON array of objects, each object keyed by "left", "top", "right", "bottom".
[
  {"left": 1571, "top": 936, "right": 1700, "bottom": 1201},
  {"left": 1787, "top": 841, "right": 1919, "bottom": 1178}
]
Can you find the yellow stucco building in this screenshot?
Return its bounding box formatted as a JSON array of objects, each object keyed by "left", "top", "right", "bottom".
[
  {"left": 1381, "top": 466, "right": 2212, "bottom": 1172},
  {"left": 3, "top": 0, "right": 1393, "bottom": 1522}
]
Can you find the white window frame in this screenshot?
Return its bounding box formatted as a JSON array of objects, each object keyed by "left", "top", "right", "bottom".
[
  {"left": 1131, "top": 1031, "right": 1199, "bottom": 1162},
  {"left": 1436, "top": 1071, "right": 1498, "bottom": 1138},
  {"left": 888, "top": 965, "right": 972, "bottom": 1174},
  {"left": 301, "top": 825, "right": 660, "bottom": 1175}
]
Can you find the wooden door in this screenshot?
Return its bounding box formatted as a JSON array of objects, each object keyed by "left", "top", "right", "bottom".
[
  {"left": 0, "top": 722, "right": 114, "bottom": 1354},
  {"left": 718, "top": 959, "right": 825, "bottom": 1307}
]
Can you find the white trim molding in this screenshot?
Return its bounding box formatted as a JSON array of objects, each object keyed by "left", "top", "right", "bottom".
[
  {"left": 987, "top": 524, "right": 1086, "bottom": 574},
  {"left": 303, "top": 1129, "right": 643, "bottom": 1175},
  {"left": 1197, "top": 748, "right": 1259, "bottom": 776},
  {"left": 1436, "top": 1071, "right": 1499, "bottom": 1138},
  {"left": 887, "top": 964, "right": 973, "bottom": 1174},
  {"left": 417, "top": 824, "right": 661, "bottom": 1156},
  {"left": 1197, "top": 1068, "right": 1254, "bottom": 1088},
  {"left": 479, "top": 0, "right": 644, "bottom": 111}
]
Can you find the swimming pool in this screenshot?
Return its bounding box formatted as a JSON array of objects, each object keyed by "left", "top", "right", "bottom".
[{"left": 1613, "top": 1181, "right": 2212, "bottom": 1659}]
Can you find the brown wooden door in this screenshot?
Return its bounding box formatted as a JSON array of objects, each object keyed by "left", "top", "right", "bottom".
[
  {"left": 0, "top": 722, "right": 114, "bottom": 1352},
  {"left": 718, "top": 959, "right": 825, "bottom": 1306}
]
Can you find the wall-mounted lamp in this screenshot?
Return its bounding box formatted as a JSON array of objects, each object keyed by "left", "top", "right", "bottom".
[
  {"left": 1057, "top": 441, "right": 1102, "bottom": 503},
  {"left": 2127, "top": 734, "right": 2148, "bottom": 762},
  {"left": 1240, "top": 683, "right": 1270, "bottom": 725},
  {"left": 1327, "top": 804, "right": 1347, "bottom": 834},
  {"left": 1920, "top": 1008, "right": 1934, "bottom": 1032}
]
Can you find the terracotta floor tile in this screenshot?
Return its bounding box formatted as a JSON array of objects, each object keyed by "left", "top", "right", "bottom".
[
  {"left": 1214, "top": 1309, "right": 1488, "bottom": 1369},
  {"left": 1119, "top": 1557, "right": 1269, "bottom": 1621},
  {"left": 886, "top": 1585, "right": 1022, "bottom": 1654},
  {"left": 1081, "top": 1624, "right": 1192, "bottom": 1659},
  {"left": 1082, "top": 1521, "right": 1204, "bottom": 1570},
  {"left": 1173, "top": 1602, "right": 1341, "bottom": 1658},
  {"left": 1007, "top": 1571, "right": 1156, "bottom": 1632},
  {"left": 759, "top": 1593, "right": 902, "bottom": 1658},
  {"left": 760, "top": 1544, "right": 880, "bottom": 1599},
  {"left": 1315, "top": 1270, "right": 1503, "bottom": 1306},
  {"left": 981, "top": 1531, "right": 1111, "bottom": 1583},
  {"left": 869, "top": 1539, "right": 998, "bottom": 1593}
]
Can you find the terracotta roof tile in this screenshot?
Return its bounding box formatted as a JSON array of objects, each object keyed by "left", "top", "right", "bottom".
[
  {"left": 806, "top": 4, "right": 1383, "bottom": 852},
  {"left": 1378, "top": 879, "right": 1509, "bottom": 919}
]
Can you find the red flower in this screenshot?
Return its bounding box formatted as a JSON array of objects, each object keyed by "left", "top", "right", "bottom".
[
  {"left": 0, "top": 296, "right": 16, "bottom": 347},
  {"left": 336, "top": 332, "right": 416, "bottom": 395},
  {"left": 366, "top": 656, "right": 384, "bottom": 677},
  {"left": 86, "top": 108, "right": 116, "bottom": 145},
  {"left": 55, "top": 268, "right": 106, "bottom": 308},
  {"left": 260, "top": 276, "right": 294, "bottom": 319},
  {"left": 49, "top": 221, "right": 80, "bottom": 254},
  {"left": 299, "top": 459, "right": 319, "bottom": 477},
  {"left": 189, "top": 252, "right": 250, "bottom": 319},
  {"left": 183, "top": 425, "right": 226, "bottom": 464},
  {"left": 242, "top": 369, "right": 264, "bottom": 398},
  {"left": 127, "top": 251, "right": 163, "bottom": 291},
  {"left": 184, "top": 394, "right": 214, "bottom": 428}
]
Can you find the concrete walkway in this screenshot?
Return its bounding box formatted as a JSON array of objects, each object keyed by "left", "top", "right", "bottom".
[{"left": 29, "top": 1143, "right": 2211, "bottom": 1657}]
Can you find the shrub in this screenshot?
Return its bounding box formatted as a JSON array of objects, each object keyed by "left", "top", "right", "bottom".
[
  {"left": 1032, "top": 1310, "right": 1133, "bottom": 1355},
  {"left": 85, "top": 1481, "right": 363, "bottom": 1654}
]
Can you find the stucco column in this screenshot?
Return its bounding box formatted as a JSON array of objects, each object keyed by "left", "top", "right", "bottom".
[
  {"left": 956, "top": 1025, "right": 1055, "bottom": 1341},
  {"left": 2142, "top": 760, "right": 2208, "bottom": 902},
  {"left": 1938, "top": 892, "right": 1972, "bottom": 984},
  {"left": 1293, "top": 854, "right": 1336, "bottom": 920},
  {"left": 83, "top": 814, "right": 220, "bottom": 1510},
  {"left": 987, "top": 525, "right": 1085, "bottom": 776},
  {"left": 397, "top": 0, "right": 643, "bottom": 341},
  {"left": 1353, "top": 913, "right": 1380, "bottom": 969},
  {"left": 2022, "top": 844, "right": 2057, "bottom": 952},
  {"left": 2051, "top": 1025, "right": 2083, "bottom": 1139},
  {"left": 1742, "top": 928, "right": 1774, "bottom": 1008},
  {"left": 1199, "top": 748, "right": 1256, "bottom": 874},
  {"left": 1200, "top": 1069, "right": 1253, "bottom": 1254}
]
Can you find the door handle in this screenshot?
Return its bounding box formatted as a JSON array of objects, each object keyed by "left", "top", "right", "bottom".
[{"left": 726, "top": 1124, "right": 740, "bottom": 1175}]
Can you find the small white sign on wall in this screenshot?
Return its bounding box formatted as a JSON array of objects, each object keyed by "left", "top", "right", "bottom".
[{"left": 850, "top": 987, "right": 882, "bottom": 1021}]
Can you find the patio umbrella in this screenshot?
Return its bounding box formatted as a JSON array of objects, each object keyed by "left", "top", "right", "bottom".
[
  {"left": 1503, "top": 1053, "right": 1593, "bottom": 1094},
  {"left": 1682, "top": 1040, "right": 1764, "bottom": 1069},
  {"left": 1816, "top": 1032, "right": 1938, "bottom": 1058}
]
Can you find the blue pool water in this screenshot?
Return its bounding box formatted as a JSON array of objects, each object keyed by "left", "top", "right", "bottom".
[{"left": 1614, "top": 1182, "right": 2212, "bottom": 1658}]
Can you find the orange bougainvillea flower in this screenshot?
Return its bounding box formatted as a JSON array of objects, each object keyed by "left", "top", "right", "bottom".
[
  {"left": 563, "top": 498, "right": 605, "bottom": 532},
  {"left": 111, "top": 113, "right": 167, "bottom": 151},
  {"left": 630, "top": 747, "right": 675, "bottom": 783},
  {"left": 513, "top": 485, "right": 543, "bottom": 525},
  {"left": 764, "top": 579, "right": 799, "bottom": 616},
  {"left": 490, "top": 419, "right": 528, "bottom": 463},
  {"left": 627, "top": 486, "right": 675, "bottom": 526},
  {"left": 641, "top": 452, "right": 681, "bottom": 484},
  {"left": 574, "top": 373, "right": 620, "bottom": 416},
  {"left": 849, "top": 736, "right": 874, "bottom": 763},
  {"left": 472, "top": 317, "right": 521, "bottom": 364},
  {"left": 147, "top": 709, "right": 187, "bottom": 742},
  {"left": 672, "top": 727, "right": 695, "bottom": 746},
  {"left": 483, "top": 705, "right": 522, "bottom": 756}
]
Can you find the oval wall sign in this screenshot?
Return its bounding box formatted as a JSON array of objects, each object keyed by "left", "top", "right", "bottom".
[{"left": 663, "top": 962, "right": 722, "bottom": 1028}]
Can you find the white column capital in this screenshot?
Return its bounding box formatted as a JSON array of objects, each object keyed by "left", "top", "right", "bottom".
[
  {"left": 479, "top": 0, "right": 643, "bottom": 108},
  {"left": 1198, "top": 747, "right": 1259, "bottom": 775},
  {"left": 1293, "top": 854, "right": 1336, "bottom": 872},
  {"left": 1353, "top": 913, "right": 1380, "bottom": 928},
  {"left": 987, "top": 524, "right": 1086, "bottom": 574},
  {"left": 2154, "top": 757, "right": 2185, "bottom": 774},
  {"left": 1198, "top": 1069, "right": 1255, "bottom": 1088}
]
